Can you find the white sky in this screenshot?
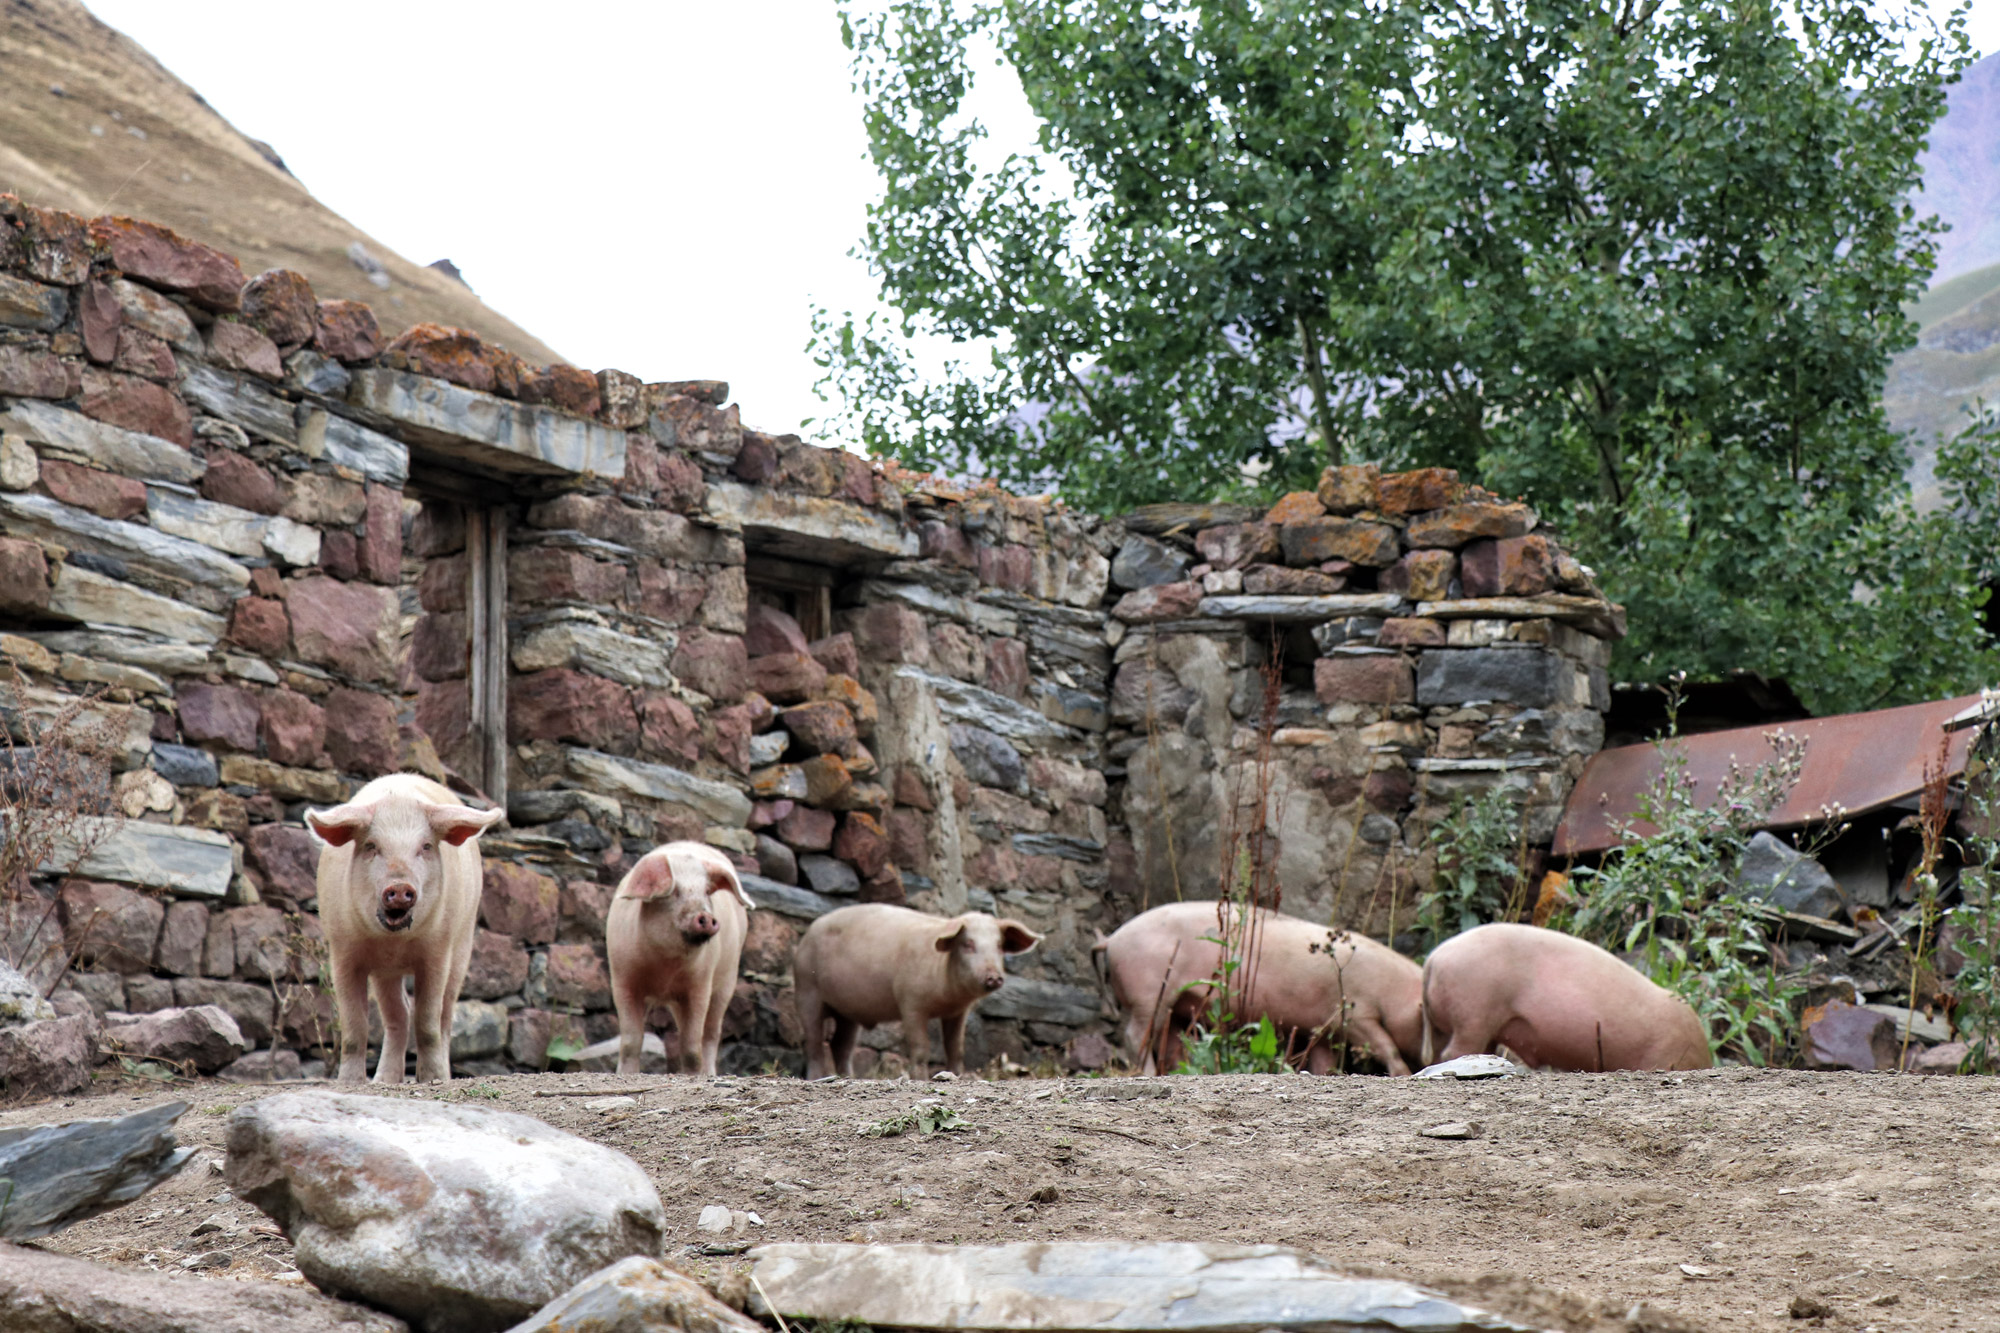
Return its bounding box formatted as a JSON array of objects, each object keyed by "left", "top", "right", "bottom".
[{"left": 81, "top": 1, "right": 2000, "bottom": 446}]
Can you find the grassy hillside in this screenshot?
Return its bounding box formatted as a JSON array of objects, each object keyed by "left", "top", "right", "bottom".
[
  {"left": 0, "top": 0, "right": 562, "bottom": 364},
  {"left": 1888, "top": 257, "right": 2000, "bottom": 507}
]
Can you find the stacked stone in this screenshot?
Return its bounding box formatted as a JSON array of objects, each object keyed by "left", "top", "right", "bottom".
[{"left": 1104, "top": 464, "right": 1619, "bottom": 941}]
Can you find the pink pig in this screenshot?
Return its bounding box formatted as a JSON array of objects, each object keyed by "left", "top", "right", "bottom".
[
  {"left": 1421, "top": 923, "right": 1713, "bottom": 1071},
  {"left": 606, "top": 841, "right": 755, "bottom": 1076},
  {"left": 306, "top": 773, "right": 505, "bottom": 1084},
  {"left": 792, "top": 903, "right": 1040, "bottom": 1079},
  {"left": 1097, "top": 901, "right": 1424, "bottom": 1075}
]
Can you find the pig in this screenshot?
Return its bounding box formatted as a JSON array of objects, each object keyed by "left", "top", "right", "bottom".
[
  {"left": 792, "top": 903, "right": 1041, "bottom": 1079},
  {"left": 1421, "top": 923, "right": 1713, "bottom": 1071},
  {"left": 305, "top": 773, "right": 505, "bottom": 1084},
  {"left": 1096, "top": 901, "right": 1424, "bottom": 1075},
  {"left": 606, "top": 841, "right": 756, "bottom": 1076}
]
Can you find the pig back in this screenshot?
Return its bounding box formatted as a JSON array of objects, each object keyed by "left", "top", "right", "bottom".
[{"left": 795, "top": 904, "right": 952, "bottom": 1027}]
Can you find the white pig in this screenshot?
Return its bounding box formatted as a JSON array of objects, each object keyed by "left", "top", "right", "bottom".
[
  {"left": 606, "top": 841, "right": 755, "bottom": 1076},
  {"left": 793, "top": 903, "right": 1041, "bottom": 1079},
  {"left": 305, "top": 773, "right": 504, "bottom": 1084}
]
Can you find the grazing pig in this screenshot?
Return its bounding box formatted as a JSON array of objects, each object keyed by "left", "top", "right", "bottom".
[
  {"left": 793, "top": 904, "right": 1041, "bottom": 1079},
  {"left": 1421, "top": 923, "right": 1712, "bottom": 1071},
  {"left": 1097, "top": 901, "right": 1423, "bottom": 1075},
  {"left": 306, "top": 774, "right": 505, "bottom": 1084},
  {"left": 606, "top": 842, "right": 755, "bottom": 1076}
]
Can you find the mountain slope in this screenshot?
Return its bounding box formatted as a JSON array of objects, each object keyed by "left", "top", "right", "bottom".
[
  {"left": 0, "top": 0, "right": 561, "bottom": 364},
  {"left": 1916, "top": 50, "right": 2000, "bottom": 286}
]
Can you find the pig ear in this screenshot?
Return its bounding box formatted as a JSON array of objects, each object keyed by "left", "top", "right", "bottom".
[
  {"left": 934, "top": 922, "right": 968, "bottom": 952},
  {"left": 705, "top": 861, "right": 755, "bottom": 911},
  {"left": 998, "top": 920, "right": 1042, "bottom": 955},
  {"left": 619, "top": 856, "right": 675, "bottom": 901},
  {"left": 427, "top": 803, "right": 505, "bottom": 847},
  {"left": 306, "top": 803, "right": 371, "bottom": 848}
]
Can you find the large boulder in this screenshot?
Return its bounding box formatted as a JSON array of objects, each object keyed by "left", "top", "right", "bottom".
[{"left": 226, "top": 1091, "right": 665, "bottom": 1333}]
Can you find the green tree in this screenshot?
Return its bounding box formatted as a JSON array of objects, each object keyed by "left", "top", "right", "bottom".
[{"left": 816, "top": 0, "right": 1991, "bottom": 713}]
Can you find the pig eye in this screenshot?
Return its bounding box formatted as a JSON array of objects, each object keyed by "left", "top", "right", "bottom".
[{"left": 421, "top": 840, "right": 434, "bottom": 853}]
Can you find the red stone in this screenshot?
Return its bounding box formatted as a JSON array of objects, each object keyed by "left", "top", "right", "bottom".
[
  {"left": 1459, "top": 534, "right": 1553, "bottom": 597},
  {"left": 1317, "top": 463, "right": 1381, "bottom": 514},
  {"left": 650, "top": 394, "right": 742, "bottom": 458},
  {"left": 1313, "top": 655, "right": 1414, "bottom": 705},
  {"left": 177, "top": 681, "right": 261, "bottom": 751},
  {"left": 1405, "top": 503, "right": 1536, "bottom": 548},
  {"left": 858, "top": 863, "right": 905, "bottom": 905},
  {"left": 1264, "top": 491, "right": 1327, "bottom": 525},
  {"left": 78, "top": 368, "right": 192, "bottom": 446},
  {"left": 1111, "top": 581, "right": 1202, "bottom": 623},
  {"left": 416, "top": 553, "right": 466, "bottom": 614},
  {"left": 1376, "top": 468, "right": 1464, "bottom": 516},
  {"left": 838, "top": 452, "right": 878, "bottom": 506},
  {"left": 1241, "top": 565, "right": 1346, "bottom": 595},
  {"left": 480, "top": 861, "right": 559, "bottom": 944},
  {"left": 834, "top": 811, "right": 890, "bottom": 877},
  {"left": 0, "top": 536, "right": 50, "bottom": 615},
  {"left": 285, "top": 575, "right": 401, "bottom": 683},
  {"left": 892, "top": 765, "right": 935, "bottom": 811},
  {"left": 1379, "top": 549, "right": 1456, "bottom": 602},
  {"left": 90, "top": 215, "right": 244, "bottom": 309},
  {"left": 518, "top": 363, "right": 602, "bottom": 416},
  {"left": 976, "top": 542, "right": 1033, "bottom": 591},
  {"left": 1801, "top": 1000, "right": 1901, "bottom": 1071},
  {"left": 618, "top": 436, "right": 664, "bottom": 498},
  {"left": 740, "top": 910, "right": 800, "bottom": 975},
  {"left": 415, "top": 679, "right": 471, "bottom": 771},
  {"left": 670, "top": 628, "right": 747, "bottom": 702},
  {"left": 357, "top": 483, "right": 402, "bottom": 584},
  {"left": 109, "top": 327, "right": 176, "bottom": 381},
  {"left": 78, "top": 279, "right": 120, "bottom": 362},
  {"left": 510, "top": 668, "right": 638, "bottom": 752},
  {"left": 323, "top": 687, "right": 399, "bottom": 776},
  {"left": 731, "top": 430, "right": 780, "bottom": 483},
  {"left": 560, "top": 880, "right": 616, "bottom": 939},
  {"left": 259, "top": 688, "right": 325, "bottom": 766},
  {"left": 653, "top": 450, "right": 704, "bottom": 511},
  {"left": 597, "top": 369, "right": 647, "bottom": 428},
  {"left": 808, "top": 632, "right": 859, "bottom": 679},
  {"left": 1194, "top": 521, "right": 1280, "bottom": 570},
  {"left": 40, "top": 459, "right": 146, "bottom": 520},
  {"left": 383, "top": 323, "right": 519, "bottom": 396},
  {"left": 0, "top": 345, "right": 70, "bottom": 399},
  {"left": 710, "top": 702, "right": 755, "bottom": 773},
  {"left": 776, "top": 805, "right": 836, "bottom": 852},
  {"left": 200, "top": 450, "right": 284, "bottom": 514},
  {"left": 1377, "top": 617, "right": 1448, "bottom": 647},
  {"left": 314, "top": 299, "right": 381, "bottom": 362},
  {"left": 746, "top": 603, "right": 811, "bottom": 657},
  {"left": 847, "top": 603, "right": 929, "bottom": 666},
  {"left": 1279, "top": 517, "right": 1401, "bottom": 567},
  {"left": 463, "top": 930, "right": 531, "bottom": 1000},
  {"left": 780, "top": 700, "right": 856, "bottom": 755},
  {"left": 746, "top": 651, "right": 826, "bottom": 704},
  {"left": 634, "top": 563, "right": 705, "bottom": 623},
  {"left": 59, "top": 880, "right": 164, "bottom": 973},
  {"left": 6, "top": 199, "right": 94, "bottom": 284},
  {"left": 637, "top": 690, "right": 700, "bottom": 763},
  {"left": 543, "top": 943, "right": 610, "bottom": 1009},
  {"left": 239, "top": 269, "right": 318, "bottom": 347},
  {"left": 277, "top": 989, "right": 336, "bottom": 1049},
  {"left": 884, "top": 808, "right": 928, "bottom": 873},
  {"left": 245, "top": 823, "right": 319, "bottom": 907},
  {"left": 919, "top": 521, "right": 974, "bottom": 569},
  {"left": 509, "top": 548, "right": 624, "bottom": 606},
  {"left": 154, "top": 901, "right": 209, "bottom": 974},
  {"left": 318, "top": 530, "right": 358, "bottom": 580},
  {"left": 208, "top": 319, "right": 282, "bottom": 379}
]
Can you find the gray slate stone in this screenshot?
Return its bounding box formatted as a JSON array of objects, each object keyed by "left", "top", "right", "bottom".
[
  {"left": 798, "top": 854, "right": 861, "bottom": 897},
  {"left": 739, "top": 873, "right": 846, "bottom": 921},
  {"left": 0, "top": 492, "right": 250, "bottom": 603},
  {"left": 1737, "top": 831, "right": 1846, "bottom": 920},
  {"left": 0, "top": 400, "right": 203, "bottom": 484},
  {"left": 756, "top": 834, "right": 799, "bottom": 885},
  {"left": 0, "top": 960, "right": 56, "bottom": 1024},
  {"left": 563, "top": 748, "right": 752, "bottom": 828},
  {"left": 45, "top": 818, "right": 235, "bottom": 898},
  {"left": 1111, "top": 535, "right": 1189, "bottom": 591},
  {"left": 977, "top": 977, "right": 1102, "bottom": 1026},
  {"left": 182, "top": 363, "right": 300, "bottom": 446},
  {"left": 349, "top": 368, "right": 626, "bottom": 482},
  {"left": 898, "top": 667, "right": 1077, "bottom": 744},
  {"left": 513, "top": 620, "right": 676, "bottom": 690},
  {"left": 1415, "top": 647, "right": 1563, "bottom": 708},
  {"left": 1200, "top": 593, "right": 1405, "bottom": 621},
  {"left": 449, "top": 1000, "right": 510, "bottom": 1060},
  {"left": 706, "top": 481, "right": 919, "bottom": 563},
  {"left": 950, "top": 723, "right": 1026, "bottom": 793},
  {"left": 151, "top": 742, "right": 219, "bottom": 787},
  {"left": 298, "top": 407, "right": 411, "bottom": 486},
  {"left": 147, "top": 488, "right": 321, "bottom": 566},
  {"left": 45, "top": 564, "right": 229, "bottom": 643},
  {"left": 509, "top": 1255, "right": 764, "bottom": 1333},
  {"left": 1010, "top": 833, "right": 1101, "bottom": 862},
  {"left": 0, "top": 1100, "right": 194, "bottom": 1239},
  {"left": 25, "top": 628, "right": 211, "bottom": 673}
]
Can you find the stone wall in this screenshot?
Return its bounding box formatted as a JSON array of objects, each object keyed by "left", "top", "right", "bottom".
[{"left": 0, "top": 196, "right": 1624, "bottom": 1081}]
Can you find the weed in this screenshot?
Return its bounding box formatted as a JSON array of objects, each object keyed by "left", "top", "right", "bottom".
[
  {"left": 1417, "top": 784, "right": 1529, "bottom": 948},
  {"left": 858, "top": 1104, "right": 969, "bottom": 1138},
  {"left": 451, "top": 1083, "right": 502, "bottom": 1101},
  {"left": 1948, "top": 712, "right": 2000, "bottom": 1071},
  {"left": 1175, "top": 1011, "right": 1286, "bottom": 1076}
]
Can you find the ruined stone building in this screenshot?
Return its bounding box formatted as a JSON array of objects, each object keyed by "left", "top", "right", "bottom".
[{"left": 0, "top": 199, "right": 1623, "bottom": 1075}]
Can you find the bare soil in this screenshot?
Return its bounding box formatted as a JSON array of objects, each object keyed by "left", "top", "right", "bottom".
[{"left": 5, "top": 1068, "right": 1998, "bottom": 1333}]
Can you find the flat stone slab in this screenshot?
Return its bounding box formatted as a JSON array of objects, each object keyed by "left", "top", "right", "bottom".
[
  {"left": 513, "top": 620, "right": 676, "bottom": 690},
  {"left": 1198, "top": 593, "right": 1407, "bottom": 621},
  {"left": 564, "top": 748, "right": 752, "bottom": 827},
  {"left": 298, "top": 406, "right": 410, "bottom": 486},
  {"left": 1413, "top": 595, "right": 1625, "bottom": 640},
  {"left": 0, "top": 1100, "right": 193, "bottom": 1239},
  {"left": 749, "top": 1242, "right": 1541, "bottom": 1332},
  {"left": 895, "top": 666, "right": 1079, "bottom": 745},
  {"left": 738, "top": 872, "right": 847, "bottom": 921},
  {"left": 43, "top": 817, "right": 235, "bottom": 897},
  {"left": 708, "top": 481, "right": 919, "bottom": 563},
  {"left": 45, "top": 565, "right": 228, "bottom": 644},
  {"left": 182, "top": 363, "right": 300, "bottom": 446},
  {"left": 147, "top": 488, "right": 321, "bottom": 566},
  {"left": 977, "top": 977, "right": 1102, "bottom": 1026},
  {"left": 0, "top": 492, "right": 250, "bottom": 601},
  {"left": 349, "top": 368, "right": 626, "bottom": 481},
  {"left": 0, "top": 400, "right": 204, "bottom": 484}
]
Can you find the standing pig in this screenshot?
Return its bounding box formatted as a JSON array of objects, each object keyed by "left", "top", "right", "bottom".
[
  {"left": 793, "top": 903, "right": 1041, "bottom": 1079},
  {"left": 606, "top": 841, "right": 755, "bottom": 1076},
  {"left": 1422, "top": 923, "right": 1712, "bottom": 1071},
  {"left": 1097, "top": 901, "right": 1423, "bottom": 1075},
  {"left": 306, "top": 774, "right": 505, "bottom": 1084}
]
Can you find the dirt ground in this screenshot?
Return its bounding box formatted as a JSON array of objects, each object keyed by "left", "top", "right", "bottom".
[{"left": 5, "top": 1067, "right": 1998, "bottom": 1333}]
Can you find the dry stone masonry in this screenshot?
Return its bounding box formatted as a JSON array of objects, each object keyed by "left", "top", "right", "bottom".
[{"left": 0, "top": 197, "right": 1623, "bottom": 1081}]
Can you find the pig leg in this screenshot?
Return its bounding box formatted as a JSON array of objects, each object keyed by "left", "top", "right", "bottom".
[
  {"left": 1346, "top": 1013, "right": 1413, "bottom": 1077},
  {"left": 674, "top": 989, "right": 714, "bottom": 1077},
  {"left": 899, "top": 1008, "right": 934, "bottom": 1076},
  {"left": 409, "top": 957, "right": 451, "bottom": 1083},
  {"left": 371, "top": 973, "right": 410, "bottom": 1085},
  {"left": 940, "top": 1009, "right": 969, "bottom": 1074},
  {"left": 612, "top": 977, "right": 652, "bottom": 1077},
  {"left": 699, "top": 976, "right": 729, "bottom": 1077},
  {"left": 1435, "top": 1011, "right": 1500, "bottom": 1063},
  {"left": 332, "top": 957, "right": 373, "bottom": 1084},
  {"left": 798, "top": 982, "right": 836, "bottom": 1079},
  {"left": 829, "top": 1014, "right": 860, "bottom": 1077}
]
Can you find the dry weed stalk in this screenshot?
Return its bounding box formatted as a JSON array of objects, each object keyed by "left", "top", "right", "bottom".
[
  {"left": 0, "top": 663, "right": 125, "bottom": 992},
  {"left": 1904, "top": 728, "right": 1955, "bottom": 1066}
]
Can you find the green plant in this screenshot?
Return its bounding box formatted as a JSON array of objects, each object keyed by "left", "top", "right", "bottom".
[
  {"left": 1174, "top": 1011, "right": 1286, "bottom": 1077},
  {"left": 858, "top": 1104, "right": 970, "bottom": 1138},
  {"left": 1418, "top": 786, "right": 1528, "bottom": 948},
  {"left": 1946, "top": 715, "right": 2000, "bottom": 1072},
  {"left": 1556, "top": 685, "right": 1819, "bottom": 1066}
]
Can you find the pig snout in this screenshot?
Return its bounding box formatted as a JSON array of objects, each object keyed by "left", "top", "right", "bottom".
[
  {"left": 982, "top": 971, "right": 1006, "bottom": 992},
  {"left": 378, "top": 883, "right": 417, "bottom": 932},
  {"left": 679, "top": 910, "right": 720, "bottom": 947}
]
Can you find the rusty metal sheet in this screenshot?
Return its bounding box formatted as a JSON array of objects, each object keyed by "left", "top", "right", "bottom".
[{"left": 1552, "top": 694, "right": 1985, "bottom": 858}]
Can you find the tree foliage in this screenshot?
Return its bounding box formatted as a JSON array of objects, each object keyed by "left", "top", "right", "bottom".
[{"left": 816, "top": 0, "right": 1993, "bottom": 712}]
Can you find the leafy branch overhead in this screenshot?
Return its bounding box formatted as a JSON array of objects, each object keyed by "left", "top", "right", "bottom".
[{"left": 819, "top": 0, "right": 1995, "bottom": 714}]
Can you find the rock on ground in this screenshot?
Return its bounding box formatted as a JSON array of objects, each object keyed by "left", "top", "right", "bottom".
[
  {"left": 0, "top": 1100, "right": 192, "bottom": 1239},
  {"left": 0, "top": 1012, "right": 98, "bottom": 1098},
  {"left": 0, "top": 1239, "right": 409, "bottom": 1333},
  {"left": 224, "top": 1091, "right": 666, "bottom": 1333},
  {"left": 103, "top": 1004, "right": 249, "bottom": 1072},
  {"left": 508, "top": 1256, "right": 764, "bottom": 1333}
]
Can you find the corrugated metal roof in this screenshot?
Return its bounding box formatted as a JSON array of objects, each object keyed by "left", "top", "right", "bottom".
[{"left": 1552, "top": 694, "right": 1985, "bottom": 858}]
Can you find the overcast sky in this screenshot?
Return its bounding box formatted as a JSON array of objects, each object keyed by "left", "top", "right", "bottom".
[{"left": 82, "top": 1, "right": 2000, "bottom": 445}]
